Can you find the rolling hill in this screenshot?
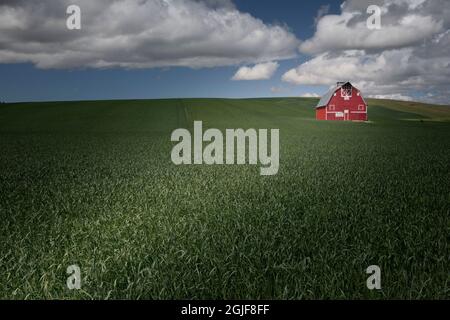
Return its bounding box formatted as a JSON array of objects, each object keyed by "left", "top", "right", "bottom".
[{"left": 0, "top": 98, "right": 448, "bottom": 299}]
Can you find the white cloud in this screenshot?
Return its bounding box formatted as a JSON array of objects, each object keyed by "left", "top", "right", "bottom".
[
  {"left": 314, "top": 5, "right": 330, "bottom": 26},
  {"left": 232, "top": 62, "right": 279, "bottom": 81},
  {"left": 283, "top": 0, "right": 450, "bottom": 104},
  {"left": 368, "top": 94, "right": 413, "bottom": 101},
  {"left": 282, "top": 50, "right": 386, "bottom": 87},
  {"left": 300, "top": 93, "right": 320, "bottom": 98},
  {"left": 282, "top": 48, "right": 450, "bottom": 101},
  {"left": 300, "top": 13, "right": 442, "bottom": 54},
  {"left": 0, "top": 0, "right": 299, "bottom": 69},
  {"left": 270, "top": 86, "right": 288, "bottom": 94}
]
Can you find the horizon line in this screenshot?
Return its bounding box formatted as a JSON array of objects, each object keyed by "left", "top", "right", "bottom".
[{"left": 1, "top": 97, "right": 448, "bottom": 107}]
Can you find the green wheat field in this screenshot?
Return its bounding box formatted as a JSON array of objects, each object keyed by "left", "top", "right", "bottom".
[{"left": 0, "top": 98, "right": 449, "bottom": 299}]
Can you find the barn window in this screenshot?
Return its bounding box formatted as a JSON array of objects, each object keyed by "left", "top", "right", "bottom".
[
  {"left": 329, "top": 105, "right": 335, "bottom": 111},
  {"left": 341, "top": 83, "right": 352, "bottom": 100},
  {"left": 358, "top": 105, "right": 365, "bottom": 111}
]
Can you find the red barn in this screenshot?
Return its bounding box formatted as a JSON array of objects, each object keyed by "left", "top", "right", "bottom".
[{"left": 316, "top": 82, "right": 367, "bottom": 121}]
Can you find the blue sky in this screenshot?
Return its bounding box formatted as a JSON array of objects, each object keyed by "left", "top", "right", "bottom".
[
  {"left": 0, "top": 0, "right": 448, "bottom": 104},
  {"left": 0, "top": 1, "right": 341, "bottom": 102}
]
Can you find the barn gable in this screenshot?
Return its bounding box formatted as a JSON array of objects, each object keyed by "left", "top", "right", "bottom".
[{"left": 315, "top": 81, "right": 352, "bottom": 108}]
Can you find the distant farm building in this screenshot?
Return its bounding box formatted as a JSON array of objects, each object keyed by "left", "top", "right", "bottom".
[{"left": 315, "top": 82, "right": 367, "bottom": 121}]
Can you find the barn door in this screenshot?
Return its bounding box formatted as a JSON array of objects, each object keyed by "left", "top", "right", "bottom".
[{"left": 344, "top": 109, "right": 349, "bottom": 121}]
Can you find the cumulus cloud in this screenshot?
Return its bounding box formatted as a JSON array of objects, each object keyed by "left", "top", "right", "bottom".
[
  {"left": 282, "top": 49, "right": 424, "bottom": 87},
  {"left": 0, "top": 0, "right": 299, "bottom": 69},
  {"left": 300, "top": 13, "right": 442, "bottom": 54},
  {"left": 314, "top": 5, "right": 330, "bottom": 26},
  {"left": 232, "top": 62, "right": 279, "bottom": 80},
  {"left": 283, "top": 0, "right": 450, "bottom": 104}
]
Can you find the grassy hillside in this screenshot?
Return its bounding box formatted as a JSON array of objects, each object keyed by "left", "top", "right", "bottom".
[
  {"left": 367, "top": 98, "right": 450, "bottom": 121},
  {"left": 0, "top": 98, "right": 449, "bottom": 299}
]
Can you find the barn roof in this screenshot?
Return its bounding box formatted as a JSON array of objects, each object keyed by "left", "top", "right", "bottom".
[
  {"left": 315, "top": 81, "right": 351, "bottom": 108},
  {"left": 316, "top": 87, "right": 338, "bottom": 108}
]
